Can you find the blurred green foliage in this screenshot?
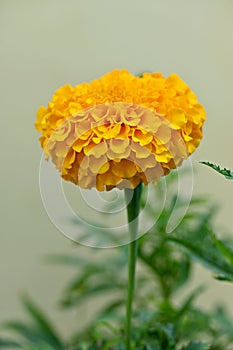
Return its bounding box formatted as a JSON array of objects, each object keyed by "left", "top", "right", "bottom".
[{"left": 1, "top": 170, "right": 233, "bottom": 349}]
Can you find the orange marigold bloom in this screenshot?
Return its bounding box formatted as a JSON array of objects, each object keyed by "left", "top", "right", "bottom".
[{"left": 35, "top": 69, "right": 206, "bottom": 191}]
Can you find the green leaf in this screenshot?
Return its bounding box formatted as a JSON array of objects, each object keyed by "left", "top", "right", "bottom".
[
  {"left": 2, "top": 297, "right": 65, "bottom": 349},
  {"left": 56, "top": 251, "right": 127, "bottom": 309},
  {"left": 0, "top": 338, "right": 21, "bottom": 348},
  {"left": 215, "top": 275, "right": 233, "bottom": 282},
  {"left": 22, "top": 345, "right": 56, "bottom": 350},
  {"left": 181, "top": 342, "right": 209, "bottom": 350},
  {"left": 175, "top": 286, "right": 205, "bottom": 321},
  {"left": 212, "top": 236, "right": 233, "bottom": 265},
  {"left": 97, "top": 299, "right": 125, "bottom": 317},
  {"left": 200, "top": 161, "right": 233, "bottom": 180},
  {"left": 21, "top": 296, "right": 65, "bottom": 349},
  {"left": 211, "top": 306, "right": 233, "bottom": 339},
  {"left": 167, "top": 234, "right": 233, "bottom": 280},
  {"left": 61, "top": 279, "right": 122, "bottom": 308},
  {"left": 2, "top": 321, "right": 40, "bottom": 343}
]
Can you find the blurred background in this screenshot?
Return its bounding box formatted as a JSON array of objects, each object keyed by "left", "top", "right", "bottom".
[{"left": 0, "top": 0, "right": 233, "bottom": 339}]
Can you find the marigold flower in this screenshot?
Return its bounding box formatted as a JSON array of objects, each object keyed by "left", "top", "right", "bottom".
[{"left": 35, "top": 69, "right": 205, "bottom": 191}]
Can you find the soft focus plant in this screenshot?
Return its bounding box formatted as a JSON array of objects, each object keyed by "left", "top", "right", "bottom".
[{"left": 1, "top": 171, "right": 233, "bottom": 349}]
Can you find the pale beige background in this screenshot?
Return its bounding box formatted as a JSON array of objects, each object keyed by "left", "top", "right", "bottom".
[{"left": 0, "top": 0, "right": 233, "bottom": 339}]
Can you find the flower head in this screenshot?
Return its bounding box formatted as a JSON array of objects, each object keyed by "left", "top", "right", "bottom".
[{"left": 35, "top": 70, "right": 206, "bottom": 191}]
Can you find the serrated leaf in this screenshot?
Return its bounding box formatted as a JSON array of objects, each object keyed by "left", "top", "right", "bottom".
[
  {"left": 200, "top": 161, "right": 233, "bottom": 180},
  {"left": 167, "top": 235, "right": 233, "bottom": 279}
]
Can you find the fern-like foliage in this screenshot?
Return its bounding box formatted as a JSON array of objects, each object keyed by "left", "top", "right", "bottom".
[
  {"left": 200, "top": 161, "right": 233, "bottom": 180},
  {"left": 2, "top": 170, "right": 233, "bottom": 349}
]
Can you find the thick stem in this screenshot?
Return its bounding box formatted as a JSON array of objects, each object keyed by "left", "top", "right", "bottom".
[{"left": 124, "top": 182, "right": 143, "bottom": 350}]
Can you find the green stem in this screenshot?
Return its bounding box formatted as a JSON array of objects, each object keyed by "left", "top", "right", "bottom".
[{"left": 124, "top": 182, "right": 143, "bottom": 350}]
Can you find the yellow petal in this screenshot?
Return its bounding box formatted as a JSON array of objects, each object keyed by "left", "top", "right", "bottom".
[
  {"left": 111, "top": 159, "right": 137, "bottom": 178},
  {"left": 63, "top": 149, "right": 76, "bottom": 169},
  {"left": 98, "top": 161, "right": 110, "bottom": 174},
  {"left": 79, "top": 155, "right": 89, "bottom": 169},
  {"left": 55, "top": 142, "right": 70, "bottom": 158},
  {"left": 131, "top": 142, "right": 151, "bottom": 159},
  {"left": 134, "top": 154, "right": 157, "bottom": 171},
  {"left": 86, "top": 141, "right": 108, "bottom": 158},
  {"left": 72, "top": 138, "right": 90, "bottom": 152},
  {"left": 155, "top": 152, "right": 172, "bottom": 163},
  {"left": 107, "top": 147, "right": 131, "bottom": 160},
  {"left": 155, "top": 124, "right": 171, "bottom": 144},
  {"left": 140, "top": 110, "right": 161, "bottom": 133},
  {"left": 69, "top": 102, "right": 82, "bottom": 116},
  {"left": 109, "top": 139, "right": 129, "bottom": 153},
  {"left": 96, "top": 169, "right": 121, "bottom": 189},
  {"left": 132, "top": 129, "right": 153, "bottom": 145},
  {"left": 168, "top": 108, "right": 187, "bottom": 129},
  {"left": 89, "top": 155, "right": 108, "bottom": 173}
]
